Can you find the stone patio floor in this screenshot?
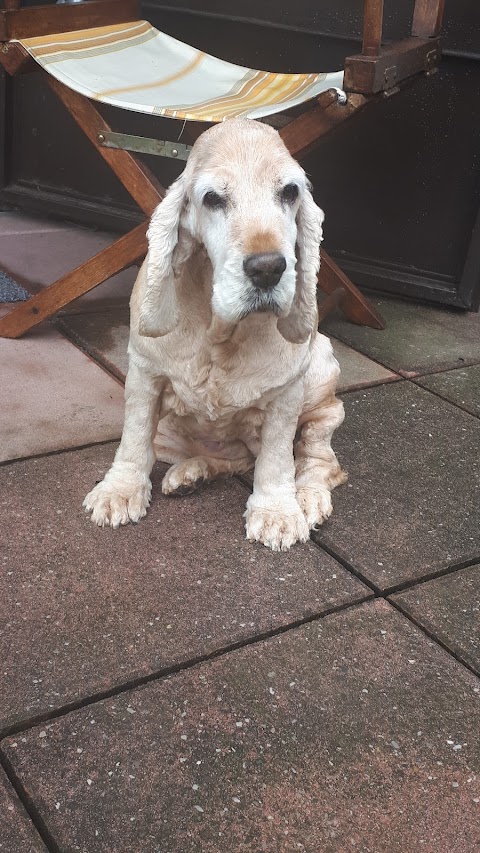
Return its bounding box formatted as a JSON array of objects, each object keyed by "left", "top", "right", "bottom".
[{"left": 1, "top": 211, "right": 479, "bottom": 852}]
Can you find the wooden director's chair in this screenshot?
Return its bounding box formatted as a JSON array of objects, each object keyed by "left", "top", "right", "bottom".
[{"left": 0, "top": 0, "right": 445, "bottom": 339}]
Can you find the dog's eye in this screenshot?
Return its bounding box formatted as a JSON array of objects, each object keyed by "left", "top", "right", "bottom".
[
  {"left": 281, "top": 183, "right": 299, "bottom": 204},
  {"left": 203, "top": 191, "right": 226, "bottom": 210}
]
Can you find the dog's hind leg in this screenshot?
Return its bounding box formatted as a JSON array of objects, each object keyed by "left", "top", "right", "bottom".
[
  {"left": 295, "top": 337, "right": 347, "bottom": 529},
  {"left": 161, "top": 448, "right": 254, "bottom": 496},
  {"left": 154, "top": 416, "right": 254, "bottom": 494},
  {"left": 295, "top": 398, "right": 347, "bottom": 529}
]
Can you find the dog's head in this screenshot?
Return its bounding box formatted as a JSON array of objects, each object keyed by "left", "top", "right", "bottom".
[{"left": 140, "top": 119, "right": 324, "bottom": 344}]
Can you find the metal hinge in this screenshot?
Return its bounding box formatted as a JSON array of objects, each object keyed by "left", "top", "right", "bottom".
[
  {"left": 96, "top": 131, "right": 192, "bottom": 160},
  {"left": 425, "top": 47, "right": 440, "bottom": 70},
  {"left": 383, "top": 65, "right": 397, "bottom": 89}
]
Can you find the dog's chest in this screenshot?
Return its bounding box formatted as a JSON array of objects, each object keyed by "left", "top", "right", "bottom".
[
  {"left": 166, "top": 361, "right": 270, "bottom": 420},
  {"left": 164, "top": 338, "right": 298, "bottom": 421}
]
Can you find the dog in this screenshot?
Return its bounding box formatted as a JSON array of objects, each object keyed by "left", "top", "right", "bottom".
[{"left": 84, "top": 118, "right": 346, "bottom": 551}]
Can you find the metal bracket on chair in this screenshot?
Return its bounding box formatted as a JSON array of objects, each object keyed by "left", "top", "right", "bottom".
[
  {"left": 96, "top": 131, "right": 192, "bottom": 160},
  {"left": 383, "top": 65, "right": 397, "bottom": 89}
]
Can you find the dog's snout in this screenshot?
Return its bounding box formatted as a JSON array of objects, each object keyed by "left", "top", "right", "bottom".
[{"left": 243, "top": 252, "right": 287, "bottom": 289}]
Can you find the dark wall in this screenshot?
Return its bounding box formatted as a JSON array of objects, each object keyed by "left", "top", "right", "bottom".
[{"left": 1, "top": 1, "right": 479, "bottom": 308}]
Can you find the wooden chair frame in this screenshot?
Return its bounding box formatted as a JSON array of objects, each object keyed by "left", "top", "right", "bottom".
[{"left": 0, "top": 0, "right": 445, "bottom": 339}]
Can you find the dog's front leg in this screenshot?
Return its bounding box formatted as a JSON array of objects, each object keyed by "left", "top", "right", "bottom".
[
  {"left": 245, "top": 381, "right": 309, "bottom": 551},
  {"left": 84, "top": 362, "right": 163, "bottom": 528}
]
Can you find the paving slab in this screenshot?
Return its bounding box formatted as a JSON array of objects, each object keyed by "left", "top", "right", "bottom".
[
  {"left": 332, "top": 338, "right": 398, "bottom": 391},
  {"left": 0, "top": 314, "right": 125, "bottom": 462},
  {"left": 3, "top": 600, "right": 480, "bottom": 853},
  {"left": 0, "top": 767, "right": 46, "bottom": 852},
  {"left": 0, "top": 210, "right": 67, "bottom": 236},
  {"left": 323, "top": 296, "right": 480, "bottom": 375},
  {"left": 0, "top": 223, "right": 137, "bottom": 312},
  {"left": 0, "top": 443, "right": 368, "bottom": 734},
  {"left": 416, "top": 364, "right": 480, "bottom": 417},
  {"left": 58, "top": 308, "right": 130, "bottom": 381},
  {"left": 313, "top": 381, "right": 480, "bottom": 590},
  {"left": 392, "top": 564, "right": 480, "bottom": 675}
]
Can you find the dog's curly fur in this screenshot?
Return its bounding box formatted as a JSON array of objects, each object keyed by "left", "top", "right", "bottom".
[{"left": 84, "top": 119, "right": 346, "bottom": 551}]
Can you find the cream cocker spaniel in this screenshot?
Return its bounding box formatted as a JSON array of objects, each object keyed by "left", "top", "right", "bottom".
[{"left": 84, "top": 119, "right": 346, "bottom": 551}]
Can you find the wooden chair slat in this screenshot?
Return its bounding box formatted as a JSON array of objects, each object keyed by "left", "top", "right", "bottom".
[
  {"left": 362, "top": 0, "right": 384, "bottom": 57},
  {"left": 47, "top": 75, "right": 164, "bottom": 218},
  {"left": 412, "top": 0, "right": 445, "bottom": 38}
]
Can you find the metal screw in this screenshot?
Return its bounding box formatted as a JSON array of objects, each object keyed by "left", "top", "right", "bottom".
[
  {"left": 97, "top": 133, "right": 105, "bottom": 143},
  {"left": 171, "top": 148, "right": 178, "bottom": 158}
]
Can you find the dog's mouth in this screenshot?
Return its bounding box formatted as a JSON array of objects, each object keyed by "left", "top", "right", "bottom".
[{"left": 239, "top": 289, "right": 284, "bottom": 319}]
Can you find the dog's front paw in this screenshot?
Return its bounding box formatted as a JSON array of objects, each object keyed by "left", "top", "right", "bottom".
[
  {"left": 245, "top": 497, "right": 309, "bottom": 552},
  {"left": 83, "top": 475, "right": 151, "bottom": 528},
  {"left": 296, "top": 486, "right": 333, "bottom": 529}
]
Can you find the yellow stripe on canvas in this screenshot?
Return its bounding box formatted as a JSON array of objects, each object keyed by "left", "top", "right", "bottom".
[
  {"left": 151, "top": 68, "right": 258, "bottom": 119},
  {"left": 99, "top": 50, "right": 205, "bottom": 98},
  {"left": 185, "top": 71, "right": 319, "bottom": 121},
  {"left": 23, "top": 21, "right": 150, "bottom": 54},
  {"left": 182, "top": 70, "right": 275, "bottom": 120},
  {"left": 36, "top": 31, "right": 157, "bottom": 68},
  {"left": 189, "top": 73, "right": 315, "bottom": 119}
]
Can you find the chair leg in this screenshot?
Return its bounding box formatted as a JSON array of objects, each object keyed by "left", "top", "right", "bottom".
[
  {"left": 319, "top": 250, "right": 385, "bottom": 329},
  {"left": 47, "top": 74, "right": 165, "bottom": 217},
  {"left": 0, "top": 222, "right": 148, "bottom": 339}
]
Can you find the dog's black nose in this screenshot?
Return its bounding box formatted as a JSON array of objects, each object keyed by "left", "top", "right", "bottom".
[{"left": 243, "top": 252, "right": 287, "bottom": 290}]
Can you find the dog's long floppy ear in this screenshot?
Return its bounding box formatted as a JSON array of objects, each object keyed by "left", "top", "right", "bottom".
[
  {"left": 277, "top": 185, "right": 324, "bottom": 345},
  {"left": 138, "top": 173, "right": 193, "bottom": 337}
]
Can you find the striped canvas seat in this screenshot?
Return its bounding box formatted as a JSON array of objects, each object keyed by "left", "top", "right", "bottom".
[{"left": 18, "top": 20, "right": 344, "bottom": 124}]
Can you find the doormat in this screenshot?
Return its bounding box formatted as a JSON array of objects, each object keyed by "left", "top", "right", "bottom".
[{"left": 0, "top": 271, "right": 30, "bottom": 302}]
